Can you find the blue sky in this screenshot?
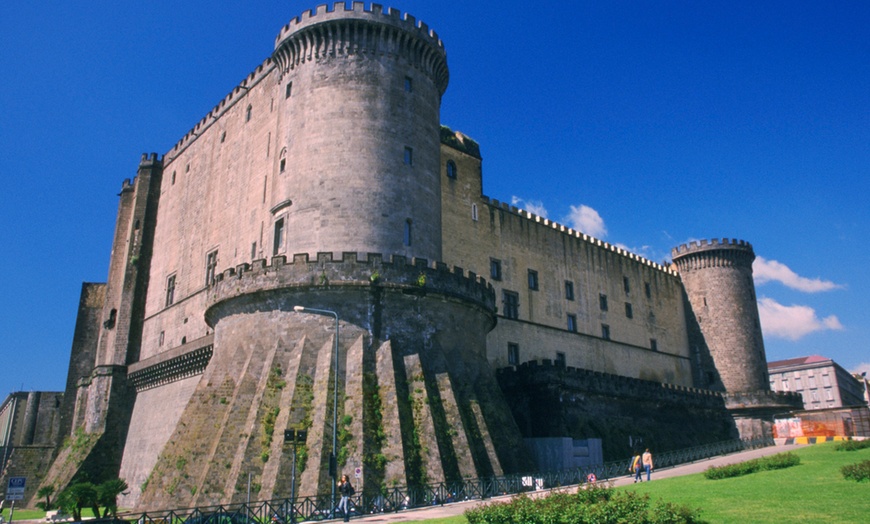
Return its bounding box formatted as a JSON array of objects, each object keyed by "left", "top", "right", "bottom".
[{"left": 1, "top": 1, "right": 868, "bottom": 395}]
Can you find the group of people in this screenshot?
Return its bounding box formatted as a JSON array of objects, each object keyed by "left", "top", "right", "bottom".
[{"left": 630, "top": 448, "right": 654, "bottom": 482}]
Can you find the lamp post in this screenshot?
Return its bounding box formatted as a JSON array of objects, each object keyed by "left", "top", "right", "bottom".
[{"left": 293, "top": 305, "right": 339, "bottom": 519}]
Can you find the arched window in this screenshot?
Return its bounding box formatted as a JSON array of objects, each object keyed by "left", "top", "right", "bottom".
[
  {"left": 446, "top": 160, "right": 457, "bottom": 179},
  {"left": 403, "top": 219, "right": 412, "bottom": 246}
]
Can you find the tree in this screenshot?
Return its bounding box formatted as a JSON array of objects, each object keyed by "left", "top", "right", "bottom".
[
  {"left": 96, "top": 479, "right": 128, "bottom": 518},
  {"left": 56, "top": 482, "right": 98, "bottom": 521},
  {"left": 36, "top": 485, "right": 55, "bottom": 511}
]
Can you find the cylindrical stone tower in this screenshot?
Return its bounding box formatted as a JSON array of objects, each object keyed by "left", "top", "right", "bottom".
[
  {"left": 671, "top": 238, "right": 769, "bottom": 393},
  {"left": 271, "top": 5, "right": 448, "bottom": 261}
]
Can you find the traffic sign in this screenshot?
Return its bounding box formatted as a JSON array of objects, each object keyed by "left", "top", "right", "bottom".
[{"left": 6, "top": 477, "right": 26, "bottom": 501}]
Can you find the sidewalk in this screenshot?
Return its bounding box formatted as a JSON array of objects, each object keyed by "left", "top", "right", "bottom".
[{"left": 349, "top": 443, "right": 805, "bottom": 522}]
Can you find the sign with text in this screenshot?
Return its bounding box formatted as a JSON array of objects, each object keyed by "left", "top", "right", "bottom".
[{"left": 6, "top": 476, "right": 26, "bottom": 500}]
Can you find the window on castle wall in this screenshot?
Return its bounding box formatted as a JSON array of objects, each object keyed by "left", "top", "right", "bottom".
[
  {"left": 280, "top": 158, "right": 286, "bottom": 173},
  {"left": 567, "top": 314, "right": 577, "bottom": 332},
  {"left": 221, "top": 131, "right": 226, "bottom": 143},
  {"left": 206, "top": 250, "right": 218, "bottom": 286},
  {"left": 503, "top": 290, "right": 519, "bottom": 319},
  {"left": 555, "top": 352, "right": 566, "bottom": 367},
  {"left": 650, "top": 338, "right": 657, "bottom": 351},
  {"left": 285, "top": 82, "right": 293, "bottom": 99},
  {"left": 172, "top": 171, "right": 176, "bottom": 185},
  {"left": 508, "top": 343, "right": 519, "bottom": 366},
  {"left": 251, "top": 242, "right": 257, "bottom": 261},
  {"left": 623, "top": 277, "right": 631, "bottom": 294},
  {"left": 159, "top": 331, "right": 164, "bottom": 347},
  {"left": 403, "top": 219, "right": 412, "bottom": 246},
  {"left": 528, "top": 269, "right": 539, "bottom": 290},
  {"left": 165, "top": 274, "right": 176, "bottom": 307},
  {"left": 490, "top": 258, "right": 502, "bottom": 281},
  {"left": 599, "top": 294, "right": 608, "bottom": 311},
  {"left": 404, "top": 76, "right": 413, "bottom": 93},
  {"left": 404, "top": 147, "right": 413, "bottom": 166},
  {"left": 471, "top": 203, "right": 478, "bottom": 221},
  {"left": 446, "top": 160, "right": 457, "bottom": 179},
  {"left": 601, "top": 323, "right": 610, "bottom": 340},
  {"left": 645, "top": 282, "right": 651, "bottom": 299},
  {"left": 273, "top": 218, "right": 285, "bottom": 255},
  {"left": 246, "top": 105, "right": 252, "bottom": 122},
  {"left": 565, "top": 281, "right": 574, "bottom": 301},
  {"left": 625, "top": 302, "right": 633, "bottom": 319}
]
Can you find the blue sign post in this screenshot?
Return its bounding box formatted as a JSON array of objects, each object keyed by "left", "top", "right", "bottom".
[{"left": 5, "top": 477, "right": 26, "bottom": 524}]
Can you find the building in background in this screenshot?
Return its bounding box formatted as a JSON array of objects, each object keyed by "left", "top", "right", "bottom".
[{"left": 768, "top": 355, "right": 865, "bottom": 410}]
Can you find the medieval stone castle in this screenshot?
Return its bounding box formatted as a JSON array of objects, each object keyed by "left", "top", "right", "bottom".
[{"left": 1, "top": 3, "right": 800, "bottom": 511}]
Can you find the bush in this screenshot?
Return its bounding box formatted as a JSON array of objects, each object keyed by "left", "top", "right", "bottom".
[
  {"left": 841, "top": 459, "right": 870, "bottom": 482},
  {"left": 464, "top": 485, "right": 704, "bottom": 524},
  {"left": 835, "top": 439, "right": 870, "bottom": 452},
  {"left": 704, "top": 452, "right": 800, "bottom": 480}
]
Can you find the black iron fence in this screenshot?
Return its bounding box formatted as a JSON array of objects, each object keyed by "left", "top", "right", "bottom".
[{"left": 119, "top": 437, "right": 772, "bottom": 523}]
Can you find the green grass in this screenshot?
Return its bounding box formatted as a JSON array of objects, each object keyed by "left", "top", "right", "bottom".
[
  {"left": 402, "top": 443, "right": 870, "bottom": 523},
  {"left": 620, "top": 443, "right": 870, "bottom": 523}
]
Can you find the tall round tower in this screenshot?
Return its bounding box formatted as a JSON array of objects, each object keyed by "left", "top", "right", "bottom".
[
  {"left": 271, "top": 5, "right": 448, "bottom": 261},
  {"left": 671, "top": 238, "right": 769, "bottom": 393}
]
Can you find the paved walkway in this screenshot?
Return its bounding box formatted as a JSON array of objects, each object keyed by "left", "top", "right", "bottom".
[{"left": 348, "top": 443, "right": 805, "bottom": 523}]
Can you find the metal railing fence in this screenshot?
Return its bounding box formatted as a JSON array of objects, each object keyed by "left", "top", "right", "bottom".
[{"left": 118, "top": 436, "right": 772, "bottom": 523}]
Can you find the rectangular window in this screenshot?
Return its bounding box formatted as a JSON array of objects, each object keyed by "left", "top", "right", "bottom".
[
  {"left": 645, "top": 282, "right": 652, "bottom": 299},
  {"left": 625, "top": 302, "right": 633, "bottom": 319},
  {"left": 507, "top": 343, "right": 519, "bottom": 366},
  {"left": 159, "top": 331, "right": 165, "bottom": 347},
  {"left": 782, "top": 380, "right": 790, "bottom": 391},
  {"left": 599, "top": 294, "right": 608, "bottom": 311},
  {"left": 403, "top": 219, "right": 412, "bottom": 246},
  {"left": 528, "top": 269, "right": 539, "bottom": 290},
  {"left": 565, "top": 281, "right": 574, "bottom": 301},
  {"left": 251, "top": 242, "right": 257, "bottom": 260},
  {"left": 404, "top": 76, "right": 413, "bottom": 92},
  {"left": 472, "top": 203, "right": 479, "bottom": 221},
  {"left": 825, "top": 389, "right": 834, "bottom": 401},
  {"left": 165, "top": 274, "right": 176, "bottom": 307},
  {"left": 404, "top": 146, "right": 413, "bottom": 165},
  {"left": 555, "top": 352, "right": 566, "bottom": 367},
  {"left": 811, "top": 390, "right": 820, "bottom": 402},
  {"left": 794, "top": 377, "right": 802, "bottom": 390},
  {"left": 503, "top": 290, "right": 519, "bottom": 320},
  {"left": 285, "top": 82, "right": 293, "bottom": 98},
  {"left": 809, "top": 376, "right": 817, "bottom": 388},
  {"left": 205, "top": 250, "right": 218, "bottom": 286},
  {"left": 601, "top": 324, "right": 610, "bottom": 340},
  {"left": 650, "top": 338, "right": 658, "bottom": 351},
  {"left": 490, "top": 258, "right": 502, "bottom": 281},
  {"left": 567, "top": 314, "right": 577, "bottom": 332},
  {"left": 822, "top": 374, "right": 831, "bottom": 387},
  {"left": 623, "top": 276, "right": 631, "bottom": 294},
  {"left": 273, "top": 218, "right": 285, "bottom": 255}
]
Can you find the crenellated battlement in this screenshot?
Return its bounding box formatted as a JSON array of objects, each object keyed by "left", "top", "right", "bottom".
[
  {"left": 481, "top": 197, "right": 678, "bottom": 276},
  {"left": 205, "top": 252, "right": 495, "bottom": 324},
  {"left": 272, "top": 3, "right": 448, "bottom": 94},
  {"left": 162, "top": 57, "right": 276, "bottom": 167},
  {"left": 671, "top": 238, "right": 755, "bottom": 271}
]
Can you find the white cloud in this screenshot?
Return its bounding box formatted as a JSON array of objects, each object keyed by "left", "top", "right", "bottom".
[
  {"left": 754, "top": 257, "right": 843, "bottom": 293},
  {"left": 565, "top": 204, "right": 607, "bottom": 238},
  {"left": 757, "top": 297, "right": 844, "bottom": 341},
  {"left": 510, "top": 196, "right": 548, "bottom": 218}
]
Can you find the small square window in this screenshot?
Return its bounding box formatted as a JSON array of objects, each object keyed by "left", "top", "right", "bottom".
[
  {"left": 650, "top": 338, "right": 657, "bottom": 351},
  {"left": 567, "top": 314, "right": 577, "bottom": 332},
  {"left": 285, "top": 82, "right": 293, "bottom": 99},
  {"left": 625, "top": 302, "right": 633, "bottom": 319},
  {"left": 490, "top": 259, "right": 502, "bottom": 281},
  {"left": 599, "top": 294, "right": 608, "bottom": 311},
  {"left": 508, "top": 343, "right": 519, "bottom": 366},
  {"left": 404, "top": 146, "right": 413, "bottom": 166},
  {"left": 601, "top": 324, "right": 610, "bottom": 340},
  {"left": 528, "top": 269, "right": 539, "bottom": 291},
  {"left": 565, "top": 281, "right": 574, "bottom": 301}
]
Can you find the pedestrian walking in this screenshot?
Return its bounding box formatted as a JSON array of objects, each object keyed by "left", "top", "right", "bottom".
[
  {"left": 630, "top": 453, "right": 643, "bottom": 482},
  {"left": 642, "top": 448, "right": 654, "bottom": 481},
  {"left": 338, "top": 474, "right": 354, "bottom": 522}
]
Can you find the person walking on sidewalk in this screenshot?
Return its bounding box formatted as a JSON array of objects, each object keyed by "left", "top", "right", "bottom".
[
  {"left": 642, "top": 448, "right": 654, "bottom": 481},
  {"left": 630, "top": 453, "right": 644, "bottom": 483},
  {"left": 338, "top": 474, "right": 355, "bottom": 522}
]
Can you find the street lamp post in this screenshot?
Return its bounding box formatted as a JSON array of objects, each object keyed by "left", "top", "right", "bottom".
[{"left": 293, "top": 305, "right": 339, "bottom": 519}]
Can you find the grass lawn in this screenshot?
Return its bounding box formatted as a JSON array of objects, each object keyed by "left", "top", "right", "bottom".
[{"left": 402, "top": 443, "right": 869, "bottom": 523}]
